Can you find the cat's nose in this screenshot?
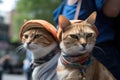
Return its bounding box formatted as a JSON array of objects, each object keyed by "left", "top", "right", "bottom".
[
  {"left": 27, "top": 42, "right": 31, "bottom": 45},
  {"left": 81, "top": 43, "right": 86, "bottom": 48}
]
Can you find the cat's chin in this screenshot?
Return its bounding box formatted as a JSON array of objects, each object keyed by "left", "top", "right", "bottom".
[
  {"left": 79, "top": 48, "right": 92, "bottom": 53},
  {"left": 62, "top": 50, "right": 90, "bottom": 57},
  {"left": 63, "top": 49, "right": 92, "bottom": 57},
  {"left": 23, "top": 43, "right": 40, "bottom": 51}
]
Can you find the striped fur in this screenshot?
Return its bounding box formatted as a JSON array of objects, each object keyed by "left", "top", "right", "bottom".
[
  {"left": 57, "top": 12, "right": 116, "bottom": 80},
  {"left": 22, "top": 28, "right": 59, "bottom": 80}
]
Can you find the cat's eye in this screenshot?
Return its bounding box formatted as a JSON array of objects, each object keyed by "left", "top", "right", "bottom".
[
  {"left": 34, "top": 34, "right": 41, "bottom": 38},
  {"left": 86, "top": 33, "right": 93, "bottom": 38},
  {"left": 70, "top": 34, "right": 78, "bottom": 39},
  {"left": 24, "top": 35, "right": 28, "bottom": 39}
]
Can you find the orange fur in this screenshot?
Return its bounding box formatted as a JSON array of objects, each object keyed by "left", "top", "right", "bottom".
[{"left": 57, "top": 12, "right": 116, "bottom": 80}]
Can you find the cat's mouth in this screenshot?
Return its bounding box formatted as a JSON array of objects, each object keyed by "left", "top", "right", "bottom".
[
  {"left": 79, "top": 48, "right": 88, "bottom": 53},
  {"left": 25, "top": 45, "right": 36, "bottom": 50},
  {"left": 79, "top": 51, "right": 88, "bottom": 54},
  {"left": 80, "top": 48, "right": 86, "bottom": 51},
  {"left": 63, "top": 50, "right": 89, "bottom": 57},
  {"left": 65, "top": 49, "right": 88, "bottom": 57},
  {"left": 23, "top": 43, "right": 37, "bottom": 50}
]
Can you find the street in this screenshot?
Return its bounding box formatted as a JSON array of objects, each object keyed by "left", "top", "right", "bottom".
[{"left": 2, "top": 73, "right": 26, "bottom": 80}]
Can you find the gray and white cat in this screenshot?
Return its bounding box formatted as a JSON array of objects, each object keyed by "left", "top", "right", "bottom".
[{"left": 20, "top": 20, "right": 60, "bottom": 80}]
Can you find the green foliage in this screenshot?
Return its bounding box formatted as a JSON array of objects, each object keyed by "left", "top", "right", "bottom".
[{"left": 12, "top": 0, "right": 61, "bottom": 42}]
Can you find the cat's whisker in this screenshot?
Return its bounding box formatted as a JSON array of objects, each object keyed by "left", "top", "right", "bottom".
[
  {"left": 15, "top": 45, "right": 23, "bottom": 53},
  {"left": 15, "top": 45, "right": 23, "bottom": 50},
  {"left": 15, "top": 45, "right": 26, "bottom": 56}
]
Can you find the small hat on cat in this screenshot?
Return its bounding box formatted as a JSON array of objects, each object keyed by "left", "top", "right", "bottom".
[{"left": 20, "top": 20, "right": 58, "bottom": 42}]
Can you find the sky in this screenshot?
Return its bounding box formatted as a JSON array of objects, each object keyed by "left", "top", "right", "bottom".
[{"left": 0, "top": 0, "right": 16, "bottom": 12}]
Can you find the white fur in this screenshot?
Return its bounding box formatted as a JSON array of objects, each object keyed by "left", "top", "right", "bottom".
[
  {"left": 57, "top": 58, "right": 70, "bottom": 80},
  {"left": 57, "top": 41, "right": 95, "bottom": 80},
  {"left": 32, "top": 53, "right": 60, "bottom": 80},
  {"left": 24, "top": 41, "right": 60, "bottom": 80},
  {"left": 60, "top": 41, "right": 95, "bottom": 55},
  {"left": 24, "top": 41, "right": 57, "bottom": 59}
]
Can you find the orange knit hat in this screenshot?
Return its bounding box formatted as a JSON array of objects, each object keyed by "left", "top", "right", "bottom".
[{"left": 20, "top": 20, "right": 58, "bottom": 42}]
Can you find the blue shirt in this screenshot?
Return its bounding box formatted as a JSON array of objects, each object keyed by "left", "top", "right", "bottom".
[
  {"left": 53, "top": 0, "right": 115, "bottom": 43},
  {"left": 23, "top": 50, "right": 32, "bottom": 72}
]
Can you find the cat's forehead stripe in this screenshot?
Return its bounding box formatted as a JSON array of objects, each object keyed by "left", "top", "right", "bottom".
[
  {"left": 68, "top": 24, "right": 95, "bottom": 35},
  {"left": 74, "top": 24, "right": 84, "bottom": 32}
]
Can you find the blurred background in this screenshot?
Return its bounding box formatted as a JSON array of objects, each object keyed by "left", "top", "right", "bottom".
[{"left": 0, "top": 0, "right": 61, "bottom": 80}]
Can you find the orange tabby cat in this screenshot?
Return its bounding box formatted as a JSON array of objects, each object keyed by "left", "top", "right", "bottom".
[
  {"left": 57, "top": 12, "right": 116, "bottom": 80},
  {"left": 19, "top": 20, "right": 60, "bottom": 80}
]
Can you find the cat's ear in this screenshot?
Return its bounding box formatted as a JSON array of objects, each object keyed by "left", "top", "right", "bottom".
[
  {"left": 85, "top": 11, "right": 97, "bottom": 25},
  {"left": 58, "top": 15, "right": 71, "bottom": 32},
  {"left": 85, "top": 12, "right": 98, "bottom": 36}
]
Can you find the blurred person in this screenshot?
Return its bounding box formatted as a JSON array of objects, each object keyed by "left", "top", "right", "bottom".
[
  {"left": 23, "top": 50, "right": 32, "bottom": 80},
  {"left": 0, "top": 54, "right": 12, "bottom": 80},
  {"left": 53, "top": 0, "right": 120, "bottom": 79},
  {"left": 2, "top": 55, "right": 13, "bottom": 73}
]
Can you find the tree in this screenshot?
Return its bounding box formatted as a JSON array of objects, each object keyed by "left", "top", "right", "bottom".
[{"left": 12, "top": 0, "right": 61, "bottom": 42}]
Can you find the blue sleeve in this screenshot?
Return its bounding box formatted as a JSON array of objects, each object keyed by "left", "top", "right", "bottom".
[
  {"left": 95, "top": 0, "right": 106, "bottom": 11},
  {"left": 53, "top": 1, "right": 66, "bottom": 25}
]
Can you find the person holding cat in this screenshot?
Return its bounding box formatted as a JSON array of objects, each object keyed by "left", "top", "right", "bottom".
[{"left": 53, "top": 0, "right": 120, "bottom": 79}]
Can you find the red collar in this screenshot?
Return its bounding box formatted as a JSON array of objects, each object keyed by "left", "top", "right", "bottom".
[{"left": 60, "top": 52, "right": 92, "bottom": 68}]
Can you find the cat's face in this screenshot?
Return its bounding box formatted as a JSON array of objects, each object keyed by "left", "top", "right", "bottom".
[
  {"left": 22, "top": 28, "right": 56, "bottom": 54},
  {"left": 58, "top": 12, "right": 98, "bottom": 56}
]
